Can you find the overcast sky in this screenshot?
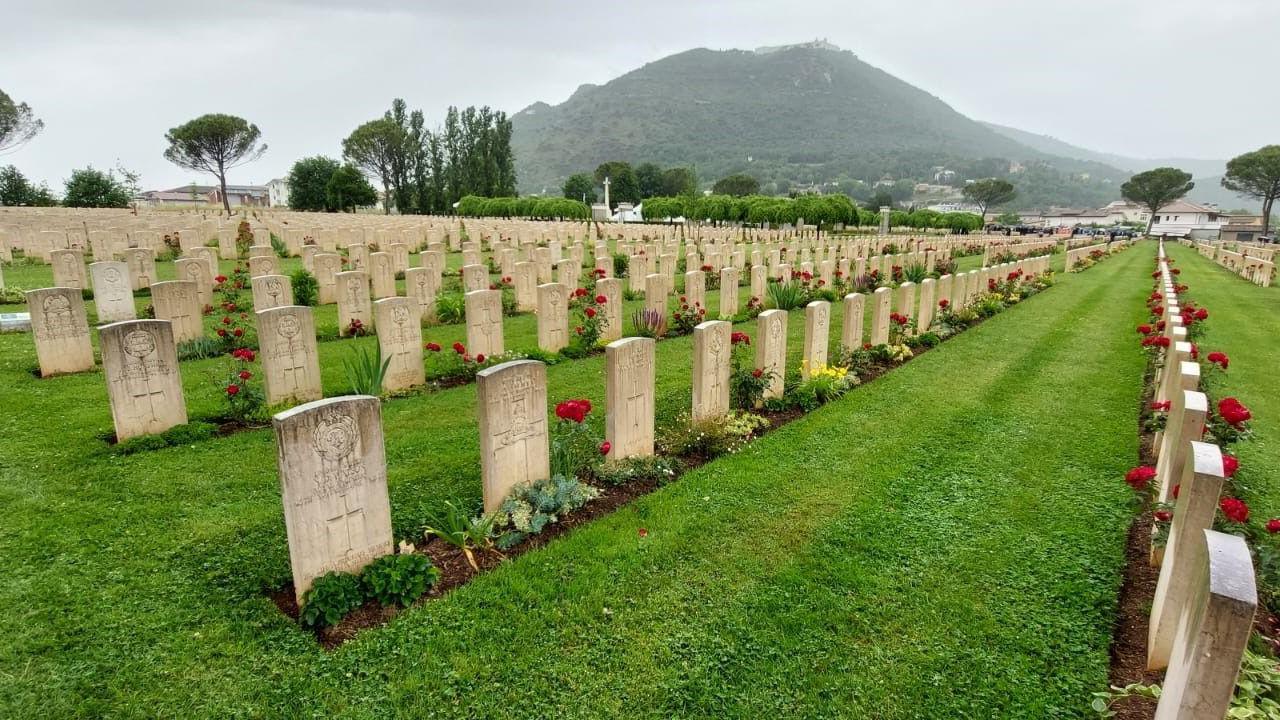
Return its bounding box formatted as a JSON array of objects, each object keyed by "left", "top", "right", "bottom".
[{"left": 2, "top": 0, "right": 1275, "bottom": 192}]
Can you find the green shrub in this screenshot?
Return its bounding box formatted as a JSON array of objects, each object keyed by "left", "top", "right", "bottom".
[
  {"left": 300, "top": 571, "right": 364, "bottom": 628},
  {"left": 903, "top": 263, "right": 928, "bottom": 283},
  {"left": 270, "top": 234, "right": 289, "bottom": 258},
  {"left": 612, "top": 252, "right": 628, "bottom": 278},
  {"left": 291, "top": 269, "right": 318, "bottom": 307},
  {"left": 344, "top": 345, "right": 391, "bottom": 396},
  {"left": 361, "top": 553, "right": 440, "bottom": 608},
  {"left": 494, "top": 475, "right": 601, "bottom": 549},
  {"left": 657, "top": 410, "right": 768, "bottom": 459},
  {"left": 0, "top": 286, "right": 29, "bottom": 304},
  {"left": 434, "top": 293, "right": 465, "bottom": 324},
  {"left": 177, "top": 336, "right": 223, "bottom": 361},
  {"left": 766, "top": 281, "right": 805, "bottom": 310},
  {"left": 593, "top": 456, "right": 679, "bottom": 486},
  {"left": 423, "top": 499, "right": 495, "bottom": 571}
]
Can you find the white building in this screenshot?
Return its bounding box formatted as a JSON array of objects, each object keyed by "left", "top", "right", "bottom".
[
  {"left": 1149, "top": 201, "right": 1227, "bottom": 239},
  {"left": 266, "top": 178, "right": 290, "bottom": 208}
]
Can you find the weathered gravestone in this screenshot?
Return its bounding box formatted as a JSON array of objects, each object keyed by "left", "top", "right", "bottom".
[
  {"left": 100, "top": 319, "right": 187, "bottom": 441},
  {"left": 50, "top": 249, "right": 87, "bottom": 289},
  {"left": 313, "top": 253, "right": 342, "bottom": 305},
  {"left": 336, "top": 271, "right": 372, "bottom": 335},
  {"left": 251, "top": 274, "right": 293, "bottom": 312},
  {"left": 274, "top": 396, "right": 394, "bottom": 604},
  {"left": 465, "top": 289, "right": 504, "bottom": 358},
  {"left": 374, "top": 298, "right": 424, "bottom": 392},
  {"left": 369, "top": 252, "right": 397, "bottom": 299},
  {"left": 536, "top": 282, "right": 569, "bottom": 353},
  {"left": 149, "top": 281, "right": 203, "bottom": 345},
  {"left": 514, "top": 261, "right": 537, "bottom": 312},
  {"left": 692, "top": 320, "right": 732, "bottom": 422},
  {"left": 605, "top": 337, "right": 655, "bottom": 459},
  {"left": 477, "top": 360, "right": 549, "bottom": 513},
  {"left": 842, "top": 293, "right": 864, "bottom": 350},
  {"left": 802, "top": 300, "right": 830, "bottom": 380},
  {"left": 26, "top": 288, "right": 95, "bottom": 376},
  {"left": 756, "top": 309, "right": 787, "bottom": 401},
  {"left": 719, "top": 267, "right": 739, "bottom": 319},
  {"left": 404, "top": 267, "right": 438, "bottom": 321},
  {"left": 249, "top": 254, "right": 279, "bottom": 278},
  {"left": 869, "top": 286, "right": 892, "bottom": 345},
  {"left": 89, "top": 261, "right": 136, "bottom": 323},
  {"left": 258, "top": 306, "right": 322, "bottom": 406},
  {"left": 462, "top": 263, "right": 489, "bottom": 294},
  {"left": 596, "top": 277, "right": 622, "bottom": 342}
]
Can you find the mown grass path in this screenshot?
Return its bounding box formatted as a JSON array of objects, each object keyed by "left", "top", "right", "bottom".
[
  {"left": 0, "top": 247, "right": 1145, "bottom": 718},
  {"left": 1162, "top": 243, "right": 1280, "bottom": 522}
]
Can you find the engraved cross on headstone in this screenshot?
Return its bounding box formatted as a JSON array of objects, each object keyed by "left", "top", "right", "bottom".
[{"left": 325, "top": 493, "right": 365, "bottom": 558}]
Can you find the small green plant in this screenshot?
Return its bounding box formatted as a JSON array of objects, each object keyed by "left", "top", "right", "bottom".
[
  {"left": 177, "top": 336, "right": 223, "bottom": 361},
  {"left": 0, "top": 285, "right": 28, "bottom": 304},
  {"left": 494, "top": 475, "right": 601, "bottom": 549},
  {"left": 270, "top": 234, "right": 289, "bottom": 258},
  {"left": 423, "top": 499, "right": 496, "bottom": 571},
  {"left": 434, "top": 293, "right": 465, "bottom": 324},
  {"left": 361, "top": 552, "right": 440, "bottom": 608},
  {"left": 657, "top": 410, "right": 768, "bottom": 459},
  {"left": 300, "top": 571, "right": 364, "bottom": 629},
  {"left": 593, "top": 455, "right": 679, "bottom": 486},
  {"left": 766, "top": 281, "right": 805, "bottom": 311},
  {"left": 612, "top": 252, "right": 629, "bottom": 278},
  {"left": 291, "top": 269, "right": 318, "bottom": 306},
  {"left": 902, "top": 262, "right": 928, "bottom": 283},
  {"left": 344, "top": 344, "right": 392, "bottom": 396}
]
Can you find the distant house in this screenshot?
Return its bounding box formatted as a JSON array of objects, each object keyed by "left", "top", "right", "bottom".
[
  {"left": 136, "top": 184, "right": 216, "bottom": 206},
  {"left": 209, "top": 185, "right": 269, "bottom": 208},
  {"left": 1219, "top": 216, "right": 1266, "bottom": 244},
  {"left": 266, "top": 178, "right": 290, "bottom": 208},
  {"left": 1039, "top": 208, "right": 1109, "bottom": 228},
  {"left": 1149, "top": 201, "right": 1227, "bottom": 239}
]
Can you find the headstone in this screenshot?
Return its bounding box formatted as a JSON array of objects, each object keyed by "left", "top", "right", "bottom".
[
  {"left": 719, "top": 267, "right": 739, "bottom": 319},
  {"left": 477, "top": 360, "right": 549, "bottom": 513},
  {"left": 1151, "top": 530, "right": 1256, "bottom": 720},
  {"left": 251, "top": 274, "right": 293, "bottom": 312},
  {"left": 347, "top": 243, "right": 369, "bottom": 270},
  {"left": 274, "top": 395, "right": 394, "bottom": 604},
  {"left": 756, "top": 309, "right": 787, "bottom": 401},
  {"left": 869, "top": 286, "right": 892, "bottom": 345},
  {"left": 1148, "top": 439, "right": 1227, "bottom": 669},
  {"left": 462, "top": 264, "right": 489, "bottom": 294},
  {"left": 258, "top": 306, "right": 323, "bottom": 406},
  {"left": 514, "top": 261, "right": 537, "bottom": 312},
  {"left": 684, "top": 270, "right": 706, "bottom": 312},
  {"left": 692, "top": 320, "right": 731, "bottom": 422},
  {"left": 917, "top": 278, "right": 936, "bottom": 333},
  {"left": 842, "top": 293, "right": 864, "bottom": 350},
  {"left": 374, "top": 298, "right": 424, "bottom": 392},
  {"left": 644, "top": 274, "right": 667, "bottom": 315},
  {"left": 313, "top": 253, "right": 342, "bottom": 304},
  {"left": 100, "top": 319, "right": 187, "bottom": 441},
  {"left": 404, "top": 267, "right": 438, "bottom": 321},
  {"left": 249, "top": 254, "right": 279, "bottom": 278},
  {"left": 605, "top": 337, "right": 655, "bottom": 459},
  {"left": 336, "top": 271, "right": 372, "bottom": 335},
  {"left": 750, "top": 264, "right": 767, "bottom": 303},
  {"left": 802, "top": 300, "right": 830, "bottom": 380},
  {"left": 596, "top": 277, "right": 623, "bottom": 342},
  {"left": 89, "top": 261, "right": 136, "bottom": 323},
  {"left": 369, "top": 252, "right": 396, "bottom": 299},
  {"left": 26, "top": 288, "right": 94, "bottom": 376},
  {"left": 124, "top": 248, "right": 156, "bottom": 291},
  {"left": 536, "top": 282, "right": 569, "bottom": 353},
  {"left": 175, "top": 257, "right": 213, "bottom": 308},
  {"left": 465, "top": 289, "right": 504, "bottom": 358},
  {"left": 50, "top": 249, "right": 87, "bottom": 289},
  {"left": 150, "top": 281, "right": 203, "bottom": 345},
  {"left": 896, "top": 281, "right": 916, "bottom": 329}
]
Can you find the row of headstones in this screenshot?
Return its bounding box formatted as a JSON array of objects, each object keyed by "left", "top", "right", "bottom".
[
  {"left": 1141, "top": 242, "right": 1257, "bottom": 719},
  {"left": 1064, "top": 239, "right": 1125, "bottom": 269},
  {"left": 980, "top": 239, "right": 1056, "bottom": 265},
  {"left": 272, "top": 251, "right": 1056, "bottom": 607},
  {"left": 1191, "top": 240, "right": 1275, "bottom": 288}
]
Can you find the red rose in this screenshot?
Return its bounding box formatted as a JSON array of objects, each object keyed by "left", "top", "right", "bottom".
[
  {"left": 222, "top": 316, "right": 231, "bottom": 325},
  {"left": 1268, "top": 519, "right": 1280, "bottom": 534},
  {"left": 238, "top": 370, "right": 251, "bottom": 380},
  {"left": 215, "top": 275, "right": 228, "bottom": 283},
  {"left": 475, "top": 353, "right": 485, "bottom": 363},
  {"left": 217, "top": 328, "right": 227, "bottom": 337},
  {"left": 462, "top": 354, "right": 472, "bottom": 363},
  {"left": 453, "top": 342, "right": 465, "bottom": 354},
  {"left": 426, "top": 342, "right": 441, "bottom": 352},
  {"left": 585, "top": 307, "right": 597, "bottom": 318},
  {"left": 938, "top": 299, "right": 949, "bottom": 309},
  {"left": 599, "top": 441, "right": 611, "bottom": 456},
  {"left": 575, "top": 287, "right": 588, "bottom": 297},
  {"left": 1190, "top": 343, "right": 1199, "bottom": 360},
  {"left": 233, "top": 328, "right": 243, "bottom": 337},
  {"left": 595, "top": 294, "right": 607, "bottom": 304},
  {"left": 1124, "top": 465, "right": 1156, "bottom": 490},
  {"left": 1218, "top": 397, "right": 1252, "bottom": 427},
  {"left": 1223, "top": 454, "right": 1239, "bottom": 478},
  {"left": 226, "top": 384, "right": 240, "bottom": 396},
  {"left": 1155, "top": 319, "right": 1165, "bottom": 330},
  {"left": 1219, "top": 497, "right": 1249, "bottom": 523},
  {"left": 1150, "top": 401, "right": 1170, "bottom": 412},
  {"left": 1207, "top": 351, "right": 1228, "bottom": 370},
  {"left": 489, "top": 283, "right": 497, "bottom": 290},
  {"left": 1154, "top": 510, "right": 1173, "bottom": 523},
  {"left": 1136, "top": 324, "right": 1152, "bottom": 335},
  {"left": 575, "top": 326, "right": 584, "bottom": 335},
  {"left": 731, "top": 332, "right": 750, "bottom": 345},
  {"left": 555, "top": 399, "right": 591, "bottom": 423},
  {"left": 1172, "top": 484, "right": 1180, "bottom": 499},
  {"left": 751, "top": 368, "right": 763, "bottom": 378}
]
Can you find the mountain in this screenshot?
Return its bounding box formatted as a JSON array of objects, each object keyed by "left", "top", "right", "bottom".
[
  {"left": 510, "top": 44, "right": 1128, "bottom": 209},
  {"left": 980, "top": 121, "right": 1225, "bottom": 178}
]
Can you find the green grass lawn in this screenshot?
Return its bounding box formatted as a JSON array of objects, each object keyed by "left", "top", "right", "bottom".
[
  {"left": 1161, "top": 243, "right": 1280, "bottom": 523},
  {"left": 0, "top": 246, "right": 1119, "bottom": 718}
]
